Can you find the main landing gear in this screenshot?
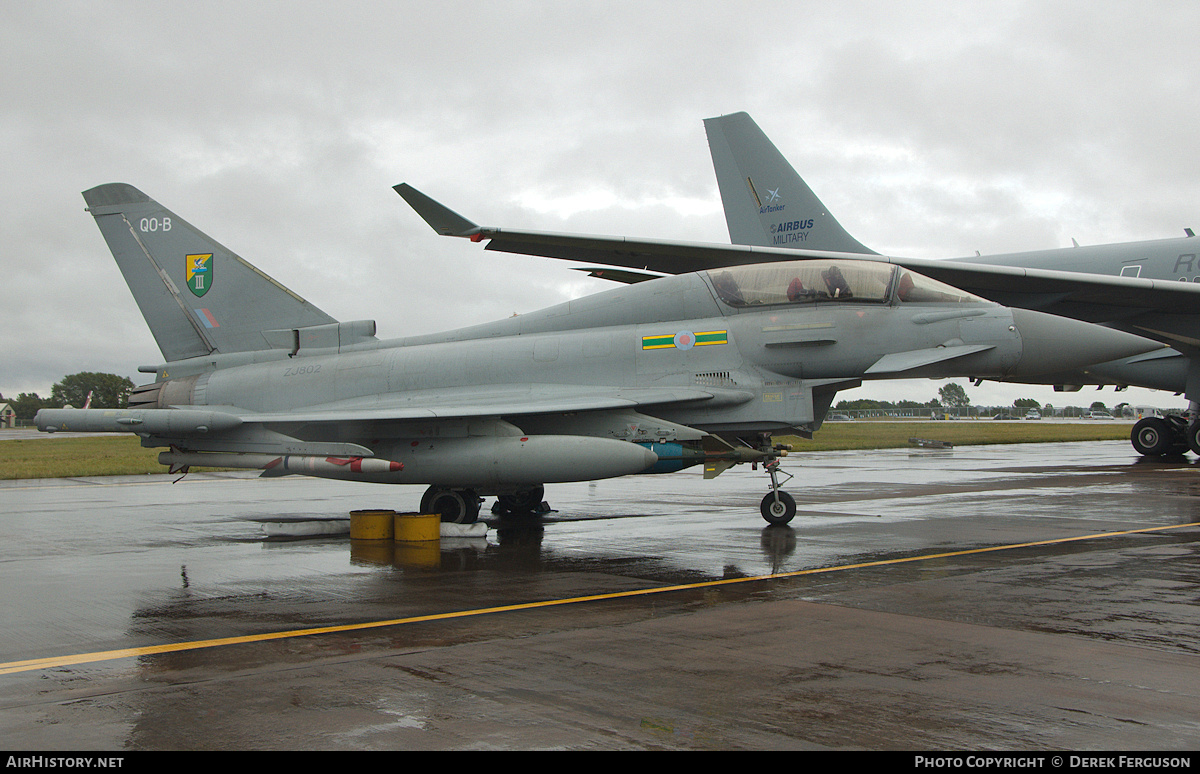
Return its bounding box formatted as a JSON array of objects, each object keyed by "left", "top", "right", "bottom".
[
  {"left": 491, "top": 485, "right": 550, "bottom": 517},
  {"left": 420, "top": 486, "right": 482, "bottom": 524},
  {"left": 421, "top": 484, "right": 549, "bottom": 524},
  {"left": 1130, "top": 408, "right": 1200, "bottom": 458},
  {"left": 1130, "top": 415, "right": 1190, "bottom": 456}
]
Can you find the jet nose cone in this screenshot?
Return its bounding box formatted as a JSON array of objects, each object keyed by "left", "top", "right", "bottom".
[{"left": 1010, "top": 308, "right": 1164, "bottom": 376}]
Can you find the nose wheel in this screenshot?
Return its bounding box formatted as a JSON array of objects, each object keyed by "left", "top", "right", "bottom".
[{"left": 761, "top": 490, "right": 797, "bottom": 525}]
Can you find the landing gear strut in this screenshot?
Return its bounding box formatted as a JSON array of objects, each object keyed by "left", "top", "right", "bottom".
[{"left": 758, "top": 458, "right": 796, "bottom": 525}]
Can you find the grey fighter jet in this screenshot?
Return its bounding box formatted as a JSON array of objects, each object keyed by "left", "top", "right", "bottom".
[
  {"left": 38, "top": 184, "right": 1157, "bottom": 525},
  {"left": 701, "top": 112, "right": 1200, "bottom": 458}
]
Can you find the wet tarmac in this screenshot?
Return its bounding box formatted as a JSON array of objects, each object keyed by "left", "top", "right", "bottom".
[{"left": 1, "top": 440, "right": 1198, "bottom": 750}]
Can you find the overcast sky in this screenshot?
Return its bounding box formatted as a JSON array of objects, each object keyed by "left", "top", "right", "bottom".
[{"left": 3, "top": 1, "right": 1198, "bottom": 411}]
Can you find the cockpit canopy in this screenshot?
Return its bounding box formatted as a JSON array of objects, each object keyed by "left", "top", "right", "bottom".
[{"left": 706, "top": 260, "right": 986, "bottom": 308}]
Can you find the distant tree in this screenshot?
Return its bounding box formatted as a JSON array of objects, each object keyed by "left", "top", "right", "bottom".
[
  {"left": 10, "top": 392, "right": 50, "bottom": 421},
  {"left": 1013, "top": 398, "right": 1041, "bottom": 409},
  {"left": 50, "top": 372, "right": 134, "bottom": 409},
  {"left": 836, "top": 399, "right": 885, "bottom": 411},
  {"left": 1090, "top": 401, "right": 1109, "bottom": 412},
  {"left": 938, "top": 382, "right": 971, "bottom": 408}
]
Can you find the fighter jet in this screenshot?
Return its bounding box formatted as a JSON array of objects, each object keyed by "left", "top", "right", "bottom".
[
  {"left": 700, "top": 112, "right": 1200, "bottom": 458},
  {"left": 37, "top": 184, "right": 1157, "bottom": 526}
]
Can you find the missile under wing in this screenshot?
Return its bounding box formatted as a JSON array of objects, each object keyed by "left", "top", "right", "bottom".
[{"left": 40, "top": 184, "right": 1159, "bottom": 526}]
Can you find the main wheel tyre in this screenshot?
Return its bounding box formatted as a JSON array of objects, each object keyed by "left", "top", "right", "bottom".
[
  {"left": 1131, "top": 417, "right": 1172, "bottom": 456},
  {"left": 495, "top": 485, "right": 546, "bottom": 514},
  {"left": 1187, "top": 421, "right": 1200, "bottom": 456},
  {"left": 760, "top": 491, "right": 797, "bottom": 526},
  {"left": 425, "top": 488, "right": 481, "bottom": 524}
]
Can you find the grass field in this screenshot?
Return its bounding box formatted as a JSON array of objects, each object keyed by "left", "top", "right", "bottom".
[
  {"left": 0, "top": 421, "right": 1134, "bottom": 480},
  {"left": 787, "top": 418, "right": 1132, "bottom": 452},
  {"left": 0, "top": 436, "right": 232, "bottom": 480}
]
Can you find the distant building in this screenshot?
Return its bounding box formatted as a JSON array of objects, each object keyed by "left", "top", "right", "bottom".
[{"left": 0, "top": 403, "right": 14, "bottom": 429}]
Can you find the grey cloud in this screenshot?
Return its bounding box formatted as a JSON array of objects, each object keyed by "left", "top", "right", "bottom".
[{"left": 2, "top": 1, "right": 1197, "bottom": 410}]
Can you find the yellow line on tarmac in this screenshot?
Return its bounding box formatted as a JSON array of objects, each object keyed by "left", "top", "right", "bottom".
[{"left": 3, "top": 520, "right": 1197, "bottom": 676}]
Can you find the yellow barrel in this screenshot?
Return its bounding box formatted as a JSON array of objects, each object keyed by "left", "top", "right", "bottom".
[
  {"left": 349, "top": 509, "right": 395, "bottom": 540},
  {"left": 394, "top": 540, "right": 440, "bottom": 568},
  {"left": 394, "top": 512, "right": 441, "bottom": 543},
  {"left": 349, "top": 539, "right": 395, "bottom": 566}
]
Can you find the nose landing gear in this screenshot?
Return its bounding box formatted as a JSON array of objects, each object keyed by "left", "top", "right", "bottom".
[
  {"left": 744, "top": 433, "right": 797, "bottom": 526},
  {"left": 759, "top": 458, "right": 797, "bottom": 525}
]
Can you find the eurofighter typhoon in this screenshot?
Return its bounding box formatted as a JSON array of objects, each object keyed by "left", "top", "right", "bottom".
[{"left": 36, "top": 184, "right": 1159, "bottom": 524}]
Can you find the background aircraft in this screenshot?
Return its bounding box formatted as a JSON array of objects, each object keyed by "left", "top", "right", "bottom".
[
  {"left": 702, "top": 112, "right": 1200, "bottom": 457},
  {"left": 410, "top": 116, "right": 1200, "bottom": 460},
  {"left": 36, "top": 184, "right": 1157, "bottom": 525}
]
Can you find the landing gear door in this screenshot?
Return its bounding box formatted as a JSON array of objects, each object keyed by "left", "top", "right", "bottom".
[{"left": 760, "top": 378, "right": 813, "bottom": 429}]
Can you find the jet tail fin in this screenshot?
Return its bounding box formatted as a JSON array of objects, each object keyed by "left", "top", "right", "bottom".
[
  {"left": 82, "top": 184, "right": 338, "bottom": 362},
  {"left": 704, "top": 112, "right": 876, "bottom": 255}
]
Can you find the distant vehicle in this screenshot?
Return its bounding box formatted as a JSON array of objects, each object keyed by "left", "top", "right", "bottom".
[
  {"left": 1025, "top": 409, "right": 1041, "bottom": 420},
  {"left": 1085, "top": 411, "right": 1115, "bottom": 420},
  {"left": 827, "top": 413, "right": 852, "bottom": 421},
  {"left": 993, "top": 413, "right": 1017, "bottom": 420}
]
